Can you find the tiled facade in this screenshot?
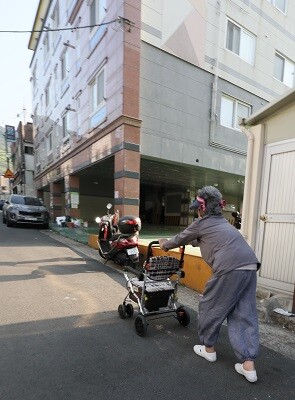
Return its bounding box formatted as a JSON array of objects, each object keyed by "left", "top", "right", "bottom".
[{"left": 30, "top": 0, "right": 141, "bottom": 221}]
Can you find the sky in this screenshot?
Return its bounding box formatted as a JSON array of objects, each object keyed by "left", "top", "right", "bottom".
[{"left": 0, "top": 0, "right": 40, "bottom": 129}]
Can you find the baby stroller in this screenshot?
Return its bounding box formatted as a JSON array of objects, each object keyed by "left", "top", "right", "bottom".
[{"left": 117, "top": 240, "right": 190, "bottom": 336}]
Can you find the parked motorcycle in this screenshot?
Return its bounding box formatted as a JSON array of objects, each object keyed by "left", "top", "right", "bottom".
[{"left": 95, "top": 203, "right": 141, "bottom": 268}]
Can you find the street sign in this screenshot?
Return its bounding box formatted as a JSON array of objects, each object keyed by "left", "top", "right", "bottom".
[
  {"left": 5, "top": 125, "right": 16, "bottom": 142},
  {"left": 4, "top": 168, "right": 14, "bottom": 179}
]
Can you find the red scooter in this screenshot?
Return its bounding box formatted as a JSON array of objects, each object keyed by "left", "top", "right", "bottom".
[{"left": 95, "top": 203, "right": 141, "bottom": 268}]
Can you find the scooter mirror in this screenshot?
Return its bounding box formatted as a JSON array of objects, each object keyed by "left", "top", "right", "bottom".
[
  {"left": 95, "top": 217, "right": 101, "bottom": 223},
  {"left": 106, "top": 203, "right": 113, "bottom": 210}
]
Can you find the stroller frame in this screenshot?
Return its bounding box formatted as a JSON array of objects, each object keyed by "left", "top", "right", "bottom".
[{"left": 118, "top": 240, "right": 190, "bottom": 336}]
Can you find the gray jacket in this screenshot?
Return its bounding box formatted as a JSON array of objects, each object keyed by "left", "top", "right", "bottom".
[{"left": 162, "top": 215, "right": 260, "bottom": 276}]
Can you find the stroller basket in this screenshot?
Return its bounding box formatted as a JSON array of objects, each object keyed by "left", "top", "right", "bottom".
[
  {"left": 118, "top": 240, "right": 190, "bottom": 336},
  {"left": 145, "top": 256, "right": 182, "bottom": 280}
]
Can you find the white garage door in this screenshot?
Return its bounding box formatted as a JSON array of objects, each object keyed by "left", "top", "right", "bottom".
[{"left": 257, "top": 139, "right": 295, "bottom": 293}]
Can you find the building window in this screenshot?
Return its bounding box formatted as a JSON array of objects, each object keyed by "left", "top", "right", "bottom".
[
  {"left": 32, "top": 65, "right": 37, "bottom": 90},
  {"left": 90, "top": 0, "right": 106, "bottom": 30},
  {"left": 62, "top": 114, "right": 70, "bottom": 139},
  {"left": 274, "top": 52, "right": 294, "bottom": 87},
  {"left": 61, "top": 48, "right": 69, "bottom": 80},
  {"left": 53, "top": 65, "right": 59, "bottom": 104},
  {"left": 43, "top": 34, "right": 50, "bottom": 65},
  {"left": 267, "top": 0, "right": 287, "bottom": 13},
  {"left": 90, "top": 68, "right": 105, "bottom": 113},
  {"left": 220, "top": 95, "right": 251, "bottom": 130},
  {"left": 50, "top": 1, "right": 59, "bottom": 35},
  {"left": 25, "top": 146, "right": 34, "bottom": 155},
  {"left": 45, "top": 80, "right": 51, "bottom": 108},
  {"left": 226, "top": 19, "right": 256, "bottom": 65},
  {"left": 47, "top": 131, "right": 52, "bottom": 154},
  {"left": 35, "top": 148, "right": 40, "bottom": 165}
]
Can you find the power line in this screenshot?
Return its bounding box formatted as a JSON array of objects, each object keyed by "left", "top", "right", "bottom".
[{"left": 0, "top": 17, "right": 134, "bottom": 34}]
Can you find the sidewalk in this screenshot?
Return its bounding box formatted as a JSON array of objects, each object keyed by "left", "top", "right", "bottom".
[
  {"left": 47, "top": 223, "right": 295, "bottom": 334},
  {"left": 48, "top": 223, "right": 183, "bottom": 245}
]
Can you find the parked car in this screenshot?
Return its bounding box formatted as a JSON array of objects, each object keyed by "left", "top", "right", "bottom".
[
  {"left": 0, "top": 199, "right": 5, "bottom": 210},
  {"left": 2, "top": 194, "right": 50, "bottom": 228}
]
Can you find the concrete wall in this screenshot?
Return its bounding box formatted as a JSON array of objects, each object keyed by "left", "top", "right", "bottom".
[
  {"left": 140, "top": 42, "right": 266, "bottom": 177},
  {"left": 265, "top": 103, "right": 295, "bottom": 144}
]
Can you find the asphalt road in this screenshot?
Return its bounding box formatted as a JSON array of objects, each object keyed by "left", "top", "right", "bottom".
[{"left": 0, "top": 217, "right": 294, "bottom": 400}]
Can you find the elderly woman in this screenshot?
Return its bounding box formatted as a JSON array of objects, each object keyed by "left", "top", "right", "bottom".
[{"left": 159, "top": 186, "right": 260, "bottom": 383}]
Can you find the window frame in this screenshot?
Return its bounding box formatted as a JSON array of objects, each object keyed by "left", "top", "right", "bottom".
[
  {"left": 46, "top": 130, "right": 53, "bottom": 155},
  {"left": 35, "top": 147, "right": 40, "bottom": 166},
  {"left": 267, "top": 0, "right": 287, "bottom": 14},
  {"left": 90, "top": 67, "right": 106, "bottom": 114},
  {"left": 43, "top": 34, "right": 50, "bottom": 62},
  {"left": 225, "top": 19, "right": 256, "bottom": 65},
  {"left": 90, "top": 0, "right": 107, "bottom": 30},
  {"left": 62, "top": 113, "right": 70, "bottom": 141},
  {"left": 61, "top": 48, "right": 69, "bottom": 81},
  {"left": 274, "top": 52, "right": 295, "bottom": 87},
  {"left": 220, "top": 94, "right": 252, "bottom": 131},
  {"left": 45, "top": 79, "right": 51, "bottom": 108}
]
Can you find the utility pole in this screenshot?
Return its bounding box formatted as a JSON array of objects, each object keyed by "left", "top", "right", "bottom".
[
  {"left": 20, "top": 107, "right": 27, "bottom": 195},
  {"left": 5, "top": 131, "right": 10, "bottom": 170},
  {"left": 4, "top": 124, "right": 16, "bottom": 195}
]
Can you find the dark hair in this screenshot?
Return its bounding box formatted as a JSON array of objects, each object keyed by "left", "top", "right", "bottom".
[{"left": 197, "top": 186, "right": 223, "bottom": 215}]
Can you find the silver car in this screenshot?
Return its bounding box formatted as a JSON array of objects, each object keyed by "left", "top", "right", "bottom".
[{"left": 2, "top": 194, "right": 50, "bottom": 228}]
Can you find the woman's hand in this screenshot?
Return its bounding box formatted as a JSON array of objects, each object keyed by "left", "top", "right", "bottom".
[{"left": 158, "top": 238, "right": 168, "bottom": 251}]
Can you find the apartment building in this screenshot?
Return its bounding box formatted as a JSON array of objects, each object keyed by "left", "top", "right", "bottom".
[
  {"left": 29, "top": 0, "right": 295, "bottom": 225},
  {"left": 0, "top": 126, "right": 12, "bottom": 199},
  {"left": 10, "top": 122, "right": 35, "bottom": 196}
]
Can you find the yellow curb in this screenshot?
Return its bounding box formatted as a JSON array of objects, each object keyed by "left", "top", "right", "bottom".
[
  {"left": 88, "top": 234, "right": 99, "bottom": 249},
  {"left": 88, "top": 234, "right": 211, "bottom": 293}
]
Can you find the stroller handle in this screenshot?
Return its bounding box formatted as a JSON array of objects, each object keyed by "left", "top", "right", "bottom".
[{"left": 147, "top": 240, "right": 185, "bottom": 262}]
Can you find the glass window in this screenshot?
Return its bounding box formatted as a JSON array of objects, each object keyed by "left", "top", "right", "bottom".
[
  {"left": 267, "top": 0, "right": 287, "bottom": 13},
  {"left": 226, "top": 21, "right": 240, "bottom": 54},
  {"left": 32, "top": 65, "right": 37, "bottom": 89},
  {"left": 62, "top": 115, "right": 69, "bottom": 138},
  {"left": 90, "top": 68, "right": 105, "bottom": 113},
  {"left": 25, "top": 146, "right": 34, "bottom": 155},
  {"left": 45, "top": 81, "right": 51, "bottom": 108},
  {"left": 47, "top": 131, "right": 52, "bottom": 153},
  {"left": 35, "top": 148, "right": 40, "bottom": 165},
  {"left": 274, "top": 52, "right": 294, "bottom": 87},
  {"left": 226, "top": 19, "right": 256, "bottom": 65},
  {"left": 221, "top": 95, "right": 251, "bottom": 130},
  {"left": 61, "top": 49, "right": 69, "bottom": 80},
  {"left": 43, "top": 35, "right": 50, "bottom": 62},
  {"left": 50, "top": 1, "right": 59, "bottom": 43},
  {"left": 90, "top": 0, "right": 107, "bottom": 29},
  {"left": 24, "top": 197, "right": 42, "bottom": 206},
  {"left": 51, "top": 2, "right": 59, "bottom": 29},
  {"left": 220, "top": 96, "right": 234, "bottom": 128},
  {"left": 11, "top": 195, "right": 25, "bottom": 204}
]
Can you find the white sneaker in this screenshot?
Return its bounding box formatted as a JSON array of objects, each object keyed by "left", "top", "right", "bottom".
[
  {"left": 193, "top": 345, "right": 217, "bottom": 362},
  {"left": 235, "top": 363, "right": 258, "bottom": 383}
]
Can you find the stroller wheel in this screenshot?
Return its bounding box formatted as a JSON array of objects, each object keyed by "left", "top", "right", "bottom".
[
  {"left": 125, "top": 303, "right": 134, "bottom": 317},
  {"left": 118, "top": 304, "right": 127, "bottom": 319},
  {"left": 134, "top": 315, "right": 148, "bottom": 337},
  {"left": 176, "top": 306, "right": 190, "bottom": 327}
]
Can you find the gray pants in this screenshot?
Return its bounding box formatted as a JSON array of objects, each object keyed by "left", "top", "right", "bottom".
[{"left": 198, "top": 270, "right": 259, "bottom": 362}]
